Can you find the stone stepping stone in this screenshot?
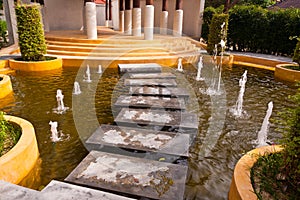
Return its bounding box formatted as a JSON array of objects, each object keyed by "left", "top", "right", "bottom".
[
  {"left": 124, "top": 79, "right": 177, "bottom": 87},
  {"left": 86, "top": 125, "right": 190, "bottom": 158},
  {"left": 129, "top": 86, "right": 190, "bottom": 99},
  {"left": 128, "top": 72, "right": 176, "bottom": 79},
  {"left": 118, "top": 63, "right": 162, "bottom": 73},
  {"left": 0, "top": 180, "right": 40, "bottom": 200},
  {"left": 114, "top": 108, "right": 198, "bottom": 130},
  {"left": 65, "top": 151, "right": 187, "bottom": 200},
  {"left": 114, "top": 95, "right": 186, "bottom": 111},
  {"left": 42, "top": 180, "right": 136, "bottom": 200}
]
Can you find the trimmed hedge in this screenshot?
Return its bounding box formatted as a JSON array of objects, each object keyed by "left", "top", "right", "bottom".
[
  {"left": 202, "top": 5, "right": 300, "bottom": 56},
  {"left": 293, "top": 37, "right": 300, "bottom": 65},
  {"left": 207, "top": 13, "right": 229, "bottom": 55},
  {"left": 15, "top": 4, "right": 46, "bottom": 61}
]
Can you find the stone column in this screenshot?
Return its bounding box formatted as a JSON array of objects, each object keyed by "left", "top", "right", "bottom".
[
  {"left": 3, "top": 0, "right": 18, "bottom": 45},
  {"left": 86, "top": 2, "right": 97, "bottom": 39},
  {"left": 124, "top": 0, "right": 132, "bottom": 35},
  {"left": 160, "top": 0, "right": 168, "bottom": 35},
  {"left": 198, "top": 0, "right": 205, "bottom": 39},
  {"left": 119, "top": 0, "right": 125, "bottom": 32},
  {"left": 105, "top": 0, "right": 109, "bottom": 26},
  {"left": 132, "top": 0, "right": 141, "bottom": 36},
  {"left": 144, "top": 0, "right": 154, "bottom": 40},
  {"left": 173, "top": 0, "right": 183, "bottom": 37}
]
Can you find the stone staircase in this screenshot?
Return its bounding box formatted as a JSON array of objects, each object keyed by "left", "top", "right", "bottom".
[{"left": 45, "top": 34, "right": 201, "bottom": 67}]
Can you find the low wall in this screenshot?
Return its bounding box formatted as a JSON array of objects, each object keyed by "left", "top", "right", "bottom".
[
  {"left": 0, "top": 74, "right": 13, "bottom": 98},
  {"left": 0, "top": 116, "right": 39, "bottom": 184}
]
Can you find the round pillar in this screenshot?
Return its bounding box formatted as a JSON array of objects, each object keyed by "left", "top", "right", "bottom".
[
  {"left": 124, "top": 0, "right": 132, "bottom": 35},
  {"left": 173, "top": 6, "right": 183, "bottom": 36},
  {"left": 144, "top": 5, "right": 154, "bottom": 40},
  {"left": 85, "top": 2, "right": 97, "bottom": 39},
  {"left": 119, "top": 0, "right": 124, "bottom": 32},
  {"left": 160, "top": 11, "right": 168, "bottom": 35},
  {"left": 132, "top": 8, "right": 142, "bottom": 36}
]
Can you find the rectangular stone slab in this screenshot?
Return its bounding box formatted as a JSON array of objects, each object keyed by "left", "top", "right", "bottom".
[
  {"left": 0, "top": 180, "right": 40, "bottom": 200},
  {"left": 124, "top": 79, "right": 177, "bottom": 87},
  {"left": 114, "top": 108, "right": 199, "bottom": 130},
  {"left": 129, "top": 86, "right": 190, "bottom": 99},
  {"left": 42, "top": 180, "right": 136, "bottom": 200},
  {"left": 114, "top": 95, "right": 186, "bottom": 110},
  {"left": 86, "top": 125, "right": 190, "bottom": 157},
  {"left": 118, "top": 63, "right": 162, "bottom": 73},
  {"left": 65, "top": 151, "right": 187, "bottom": 200},
  {"left": 128, "top": 73, "right": 176, "bottom": 79}
]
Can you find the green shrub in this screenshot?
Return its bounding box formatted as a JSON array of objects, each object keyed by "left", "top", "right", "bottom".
[
  {"left": 293, "top": 37, "right": 300, "bottom": 65},
  {"left": 15, "top": 4, "right": 46, "bottom": 61},
  {"left": 207, "top": 13, "right": 229, "bottom": 55},
  {"left": 0, "top": 19, "right": 7, "bottom": 47}
]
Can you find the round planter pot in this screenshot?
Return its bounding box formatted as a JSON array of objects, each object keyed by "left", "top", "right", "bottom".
[
  {"left": 9, "top": 57, "right": 62, "bottom": 72},
  {"left": 275, "top": 63, "right": 300, "bottom": 83},
  {"left": 228, "top": 145, "right": 283, "bottom": 200},
  {"left": 0, "top": 74, "right": 13, "bottom": 99},
  {"left": 0, "top": 115, "right": 39, "bottom": 184}
]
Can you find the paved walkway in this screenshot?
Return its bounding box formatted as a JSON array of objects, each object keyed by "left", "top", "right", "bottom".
[{"left": 230, "top": 51, "right": 293, "bottom": 63}]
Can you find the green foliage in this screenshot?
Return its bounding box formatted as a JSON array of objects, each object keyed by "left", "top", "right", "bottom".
[
  {"left": 0, "top": 19, "right": 7, "bottom": 47},
  {"left": 207, "top": 13, "right": 229, "bottom": 55},
  {"left": 202, "top": 6, "right": 224, "bottom": 41},
  {"left": 15, "top": 4, "right": 46, "bottom": 61},
  {"left": 292, "top": 37, "right": 300, "bottom": 65},
  {"left": 0, "top": 111, "right": 22, "bottom": 156}
]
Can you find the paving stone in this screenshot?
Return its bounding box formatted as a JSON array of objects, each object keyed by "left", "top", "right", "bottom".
[
  {"left": 129, "top": 86, "right": 190, "bottom": 99},
  {"left": 124, "top": 79, "right": 177, "bottom": 87},
  {"left": 118, "top": 63, "right": 162, "bottom": 73},
  {"left": 65, "top": 151, "right": 187, "bottom": 200},
  {"left": 42, "top": 180, "right": 136, "bottom": 200},
  {"left": 114, "top": 95, "right": 186, "bottom": 110},
  {"left": 0, "top": 180, "right": 40, "bottom": 200},
  {"left": 128, "top": 72, "right": 176, "bottom": 79},
  {"left": 114, "top": 108, "right": 198, "bottom": 130},
  {"left": 86, "top": 125, "right": 190, "bottom": 158}
]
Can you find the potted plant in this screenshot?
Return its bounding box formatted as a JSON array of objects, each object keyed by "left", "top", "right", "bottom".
[
  {"left": 9, "top": 2, "right": 62, "bottom": 72},
  {"left": 229, "top": 88, "right": 300, "bottom": 200},
  {"left": 275, "top": 36, "right": 300, "bottom": 82}
]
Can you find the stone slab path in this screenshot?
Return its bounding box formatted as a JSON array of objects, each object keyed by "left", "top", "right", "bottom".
[
  {"left": 86, "top": 125, "right": 190, "bottom": 157},
  {"left": 128, "top": 72, "right": 176, "bottom": 79},
  {"left": 118, "top": 63, "right": 162, "bottom": 73},
  {"left": 124, "top": 79, "right": 177, "bottom": 87},
  {"left": 65, "top": 151, "right": 187, "bottom": 200},
  {"left": 114, "top": 95, "right": 186, "bottom": 110},
  {"left": 129, "top": 86, "right": 190, "bottom": 99}
]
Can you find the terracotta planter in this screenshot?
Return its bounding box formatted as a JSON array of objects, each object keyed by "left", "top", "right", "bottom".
[
  {"left": 228, "top": 145, "right": 283, "bottom": 200},
  {"left": 275, "top": 63, "right": 300, "bottom": 83},
  {"left": 0, "top": 74, "right": 13, "bottom": 98},
  {"left": 0, "top": 115, "right": 39, "bottom": 184},
  {"left": 9, "top": 57, "right": 62, "bottom": 72}
]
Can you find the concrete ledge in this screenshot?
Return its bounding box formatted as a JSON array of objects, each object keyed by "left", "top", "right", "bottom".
[
  {"left": 0, "top": 115, "right": 39, "bottom": 184},
  {"left": 275, "top": 63, "right": 300, "bottom": 83},
  {"left": 228, "top": 145, "right": 283, "bottom": 200},
  {"left": 0, "top": 74, "right": 13, "bottom": 98},
  {"left": 9, "top": 57, "right": 62, "bottom": 72}
]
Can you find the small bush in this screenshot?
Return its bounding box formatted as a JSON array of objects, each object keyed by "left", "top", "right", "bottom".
[
  {"left": 0, "top": 20, "right": 7, "bottom": 48},
  {"left": 206, "top": 13, "right": 229, "bottom": 55},
  {"left": 293, "top": 37, "right": 300, "bottom": 65},
  {"left": 15, "top": 4, "right": 46, "bottom": 61}
]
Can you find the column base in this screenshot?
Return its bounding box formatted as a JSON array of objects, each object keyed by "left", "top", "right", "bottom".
[{"left": 119, "top": 11, "right": 124, "bottom": 32}]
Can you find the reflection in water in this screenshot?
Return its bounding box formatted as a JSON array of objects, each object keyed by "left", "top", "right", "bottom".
[{"left": 0, "top": 62, "right": 297, "bottom": 199}]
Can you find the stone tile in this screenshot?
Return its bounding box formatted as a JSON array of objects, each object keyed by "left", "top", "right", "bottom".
[
  {"left": 129, "top": 86, "right": 190, "bottom": 99},
  {"left": 128, "top": 73, "right": 176, "bottom": 79},
  {"left": 42, "top": 180, "right": 136, "bottom": 200},
  {"left": 114, "top": 95, "right": 186, "bottom": 110},
  {"left": 124, "top": 79, "right": 177, "bottom": 87},
  {"left": 118, "top": 63, "right": 162, "bottom": 73},
  {"left": 114, "top": 108, "right": 198, "bottom": 130},
  {"left": 86, "top": 125, "right": 190, "bottom": 157},
  {"left": 0, "top": 180, "right": 40, "bottom": 200},
  {"left": 65, "top": 151, "right": 187, "bottom": 200}
]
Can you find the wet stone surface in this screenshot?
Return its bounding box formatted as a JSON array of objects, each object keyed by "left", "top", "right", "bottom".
[
  {"left": 114, "top": 95, "right": 186, "bottom": 110},
  {"left": 114, "top": 108, "right": 199, "bottom": 130},
  {"left": 86, "top": 125, "right": 190, "bottom": 157},
  {"left": 124, "top": 79, "right": 177, "bottom": 87},
  {"left": 65, "top": 151, "right": 187, "bottom": 200},
  {"left": 128, "top": 73, "right": 176, "bottom": 79},
  {"left": 118, "top": 63, "right": 162, "bottom": 73},
  {"left": 129, "top": 86, "right": 190, "bottom": 99},
  {"left": 41, "top": 180, "right": 136, "bottom": 200}
]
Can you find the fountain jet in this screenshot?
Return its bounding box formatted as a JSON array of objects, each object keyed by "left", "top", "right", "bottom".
[
  {"left": 196, "top": 56, "right": 204, "bottom": 81},
  {"left": 231, "top": 70, "right": 247, "bottom": 117},
  {"left": 73, "top": 82, "right": 81, "bottom": 95},
  {"left": 256, "top": 101, "right": 273, "bottom": 147},
  {"left": 49, "top": 121, "right": 60, "bottom": 142}
]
